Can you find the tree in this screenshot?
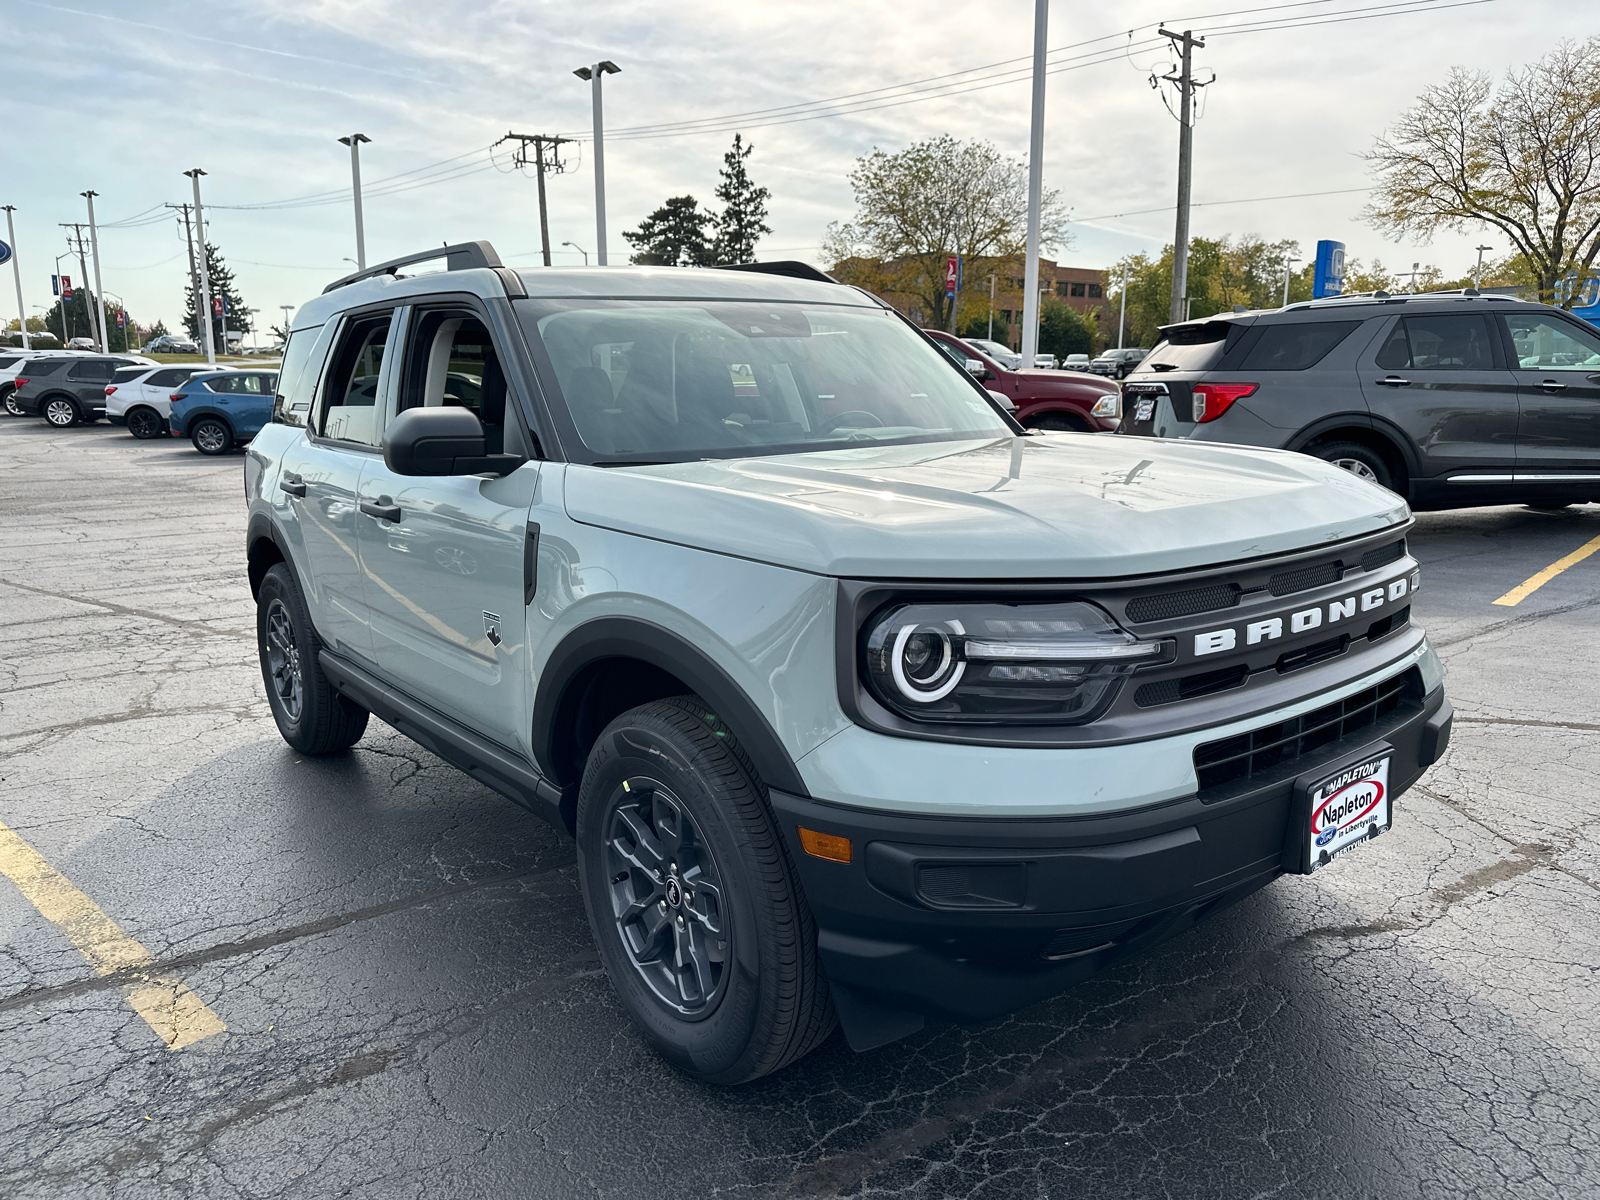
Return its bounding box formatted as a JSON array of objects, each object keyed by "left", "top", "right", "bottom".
[
  {"left": 623, "top": 196, "right": 716, "bottom": 266},
  {"left": 712, "top": 134, "right": 771, "bottom": 264},
  {"left": 1365, "top": 38, "right": 1600, "bottom": 307},
  {"left": 823, "top": 135, "right": 1070, "bottom": 329},
  {"left": 1037, "top": 298, "right": 1095, "bottom": 360},
  {"left": 184, "top": 242, "right": 249, "bottom": 349}
]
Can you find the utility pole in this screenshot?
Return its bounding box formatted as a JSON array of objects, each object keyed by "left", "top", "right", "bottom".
[
  {"left": 1117, "top": 263, "right": 1128, "bottom": 349},
  {"left": 167, "top": 203, "right": 202, "bottom": 346},
  {"left": 1020, "top": 0, "right": 1048, "bottom": 363},
  {"left": 988, "top": 273, "right": 996, "bottom": 341},
  {"left": 81, "top": 191, "right": 108, "bottom": 351},
  {"left": 1159, "top": 27, "right": 1208, "bottom": 325},
  {"left": 60, "top": 224, "right": 95, "bottom": 348},
  {"left": 185, "top": 169, "right": 215, "bottom": 364},
  {"left": 1281, "top": 254, "right": 1300, "bottom": 308},
  {"left": 573, "top": 61, "right": 621, "bottom": 265},
  {"left": 3, "top": 206, "right": 27, "bottom": 349},
  {"left": 338, "top": 134, "right": 371, "bottom": 269},
  {"left": 1473, "top": 244, "right": 1493, "bottom": 289},
  {"left": 500, "top": 133, "right": 574, "bottom": 266}
]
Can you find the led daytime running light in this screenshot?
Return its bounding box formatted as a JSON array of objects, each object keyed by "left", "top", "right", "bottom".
[{"left": 962, "top": 638, "right": 1161, "bottom": 661}]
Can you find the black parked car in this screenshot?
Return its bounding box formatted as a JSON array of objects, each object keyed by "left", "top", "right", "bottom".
[
  {"left": 12, "top": 355, "right": 149, "bottom": 427},
  {"left": 1114, "top": 292, "right": 1600, "bottom": 510}
]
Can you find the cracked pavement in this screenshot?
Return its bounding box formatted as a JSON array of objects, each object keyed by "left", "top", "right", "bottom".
[{"left": 2, "top": 419, "right": 1598, "bottom": 1198}]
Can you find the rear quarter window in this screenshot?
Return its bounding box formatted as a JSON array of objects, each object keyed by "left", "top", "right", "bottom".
[
  {"left": 1237, "top": 321, "right": 1362, "bottom": 371},
  {"left": 1137, "top": 322, "right": 1236, "bottom": 374},
  {"left": 112, "top": 367, "right": 148, "bottom": 383}
]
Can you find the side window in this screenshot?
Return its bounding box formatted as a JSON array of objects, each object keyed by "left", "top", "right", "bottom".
[
  {"left": 68, "top": 359, "right": 116, "bottom": 382},
  {"left": 1375, "top": 316, "right": 1495, "bottom": 371},
  {"left": 1503, "top": 312, "right": 1600, "bottom": 371},
  {"left": 399, "top": 311, "right": 509, "bottom": 453},
  {"left": 1238, "top": 321, "right": 1361, "bottom": 371},
  {"left": 318, "top": 315, "right": 393, "bottom": 446},
  {"left": 146, "top": 368, "right": 185, "bottom": 388},
  {"left": 272, "top": 325, "right": 328, "bottom": 428}
]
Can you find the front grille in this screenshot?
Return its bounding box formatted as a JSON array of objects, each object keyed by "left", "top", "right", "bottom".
[
  {"left": 1192, "top": 667, "right": 1423, "bottom": 800},
  {"left": 1126, "top": 582, "right": 1241, "bottom": 624},
  {"left": 1365, "top": 605, "right": 1410, "bottom": 642},
  {"left": 1361, "top": 539, "right": 1406, "bottom": 571},
  {"left": 1136, "top": 664, "right": 1249, "bottom": 708},
  {"left": 1268, "top": 561, "right": 1342, "bottom": 597}
]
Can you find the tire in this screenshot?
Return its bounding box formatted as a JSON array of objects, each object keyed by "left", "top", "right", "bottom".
[
  {"left": 126, "top": 407, "right": 166, "bottom": 439},
  {"left": 191, "top": 417, "right": 233, "bottom": 455},
  {"left": 2, "top": 389, "right": 19, "bottom": 417},
  {"left": 575, "top": 696, "right": 836, "bottom": 1085},
  {"left": 1310, "top": 441, "right": 1394, "bottom": 492},
  {"left": 256, "top": 563, "right": 369, "bottom": 755},
  {"left": 1029, "top": 412, "right": 1090, "bottom": 433},
  {"left": 43, "top": 397, "right": 80, "bottom": 427}
]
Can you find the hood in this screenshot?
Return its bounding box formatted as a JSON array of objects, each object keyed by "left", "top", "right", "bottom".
[
  {"left": 1012, "top": 368, "right": 1118, "bottom": 392},
  {"left": 562, "top": 435, "right": 1410, "bottom": 579}
]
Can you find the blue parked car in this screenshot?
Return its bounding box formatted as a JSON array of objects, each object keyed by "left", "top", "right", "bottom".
[{"left": 169, "top": 369, "right": 279, "bottom": 455}]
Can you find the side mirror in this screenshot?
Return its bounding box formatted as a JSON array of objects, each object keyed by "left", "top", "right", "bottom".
[
  {"left": 964, "top": 357, "right": 985, "bottom": 377},
  {"left": 986, "top": 388, "right": 1018, "bottom": 414},
  {"left": 382, "top": 406, "right": 522, "bottom": 477}
]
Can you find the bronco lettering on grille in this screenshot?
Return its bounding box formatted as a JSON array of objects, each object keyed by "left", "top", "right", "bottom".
[{"left": 1194, "top": 569, "right": 1419, "bottom": 657}]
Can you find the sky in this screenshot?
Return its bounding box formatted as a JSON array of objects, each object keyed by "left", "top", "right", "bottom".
[{"left": 1, "top": 0, "right": 1593, "bottom": 335}]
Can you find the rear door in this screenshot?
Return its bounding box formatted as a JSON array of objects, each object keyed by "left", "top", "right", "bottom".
[
  {"left": 1358, "top": 313, "right": 1518, "bottom": 483},
  {"left": 65, "top": 358, "right": 117, "bottom": 415},
  {"left": 1499, "top": 309, "right": 1600, "bottom": 478},
  {"left": 356, "top": 304, "right": 538, "bottom": 750}
]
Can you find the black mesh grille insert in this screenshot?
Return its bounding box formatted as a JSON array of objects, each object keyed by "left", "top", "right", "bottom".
[
  {"left": 1268, "top": 561, "right": 1342, "bottom": 597},
  {"left": 1192, "top": 667, "right": 1422, "bottom": 799},
  {"left": 1135, "top": 664, "right": 1249, "bottom": 708},
  {"left": 1126, "top": 583, "right": 1241, "bottom": 624},
  {"left": 1361, "top": 539, "right": 1405, "bottom": 571},
  {"left": 1040, "top": 920, "right": 1140, "bottom": 960}
]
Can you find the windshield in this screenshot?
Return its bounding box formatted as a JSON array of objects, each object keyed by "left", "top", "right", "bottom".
[{"left": 521, "top": 300, "right": 1012, "bottom": 463}]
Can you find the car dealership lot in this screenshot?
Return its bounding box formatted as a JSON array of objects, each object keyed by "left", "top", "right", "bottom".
[{"left": 2, "top": 420, "right": 1598, "bottom": 1198}]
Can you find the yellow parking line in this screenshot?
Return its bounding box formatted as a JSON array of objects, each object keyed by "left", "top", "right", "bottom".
[
  {"left": 0, "top": 819, "right": 226, "bottom": 1049},
  {"left": 1492, "top": 532, "right": 1600, "bottom": 607}
]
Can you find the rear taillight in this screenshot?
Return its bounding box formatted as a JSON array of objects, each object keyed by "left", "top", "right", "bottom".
[
  {"left": 14, "top": 377, "right": 27, "bottom": 388},
  {"left": 170, "top": 393, "right": 183, "bottom": 402},
  {"left": 1192, "top": 383, "right": 1258, "bottom": 423},
  {"left": 105, "top": 386, "right": 118, "bottom": 395}
]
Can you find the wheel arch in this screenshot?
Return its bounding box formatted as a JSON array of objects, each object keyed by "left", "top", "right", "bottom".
[
  {"left": 532, "top": 617, "right": 810, "bottom": 810},
  {"left": 247, "top": 513, "right": 292, "bottom": 600},
  {"left": 186, "top": 406, "right": 236, "bottom": 434},
  {"left": 1287, "top": 414, "right": 1418, "bottom": 488}
]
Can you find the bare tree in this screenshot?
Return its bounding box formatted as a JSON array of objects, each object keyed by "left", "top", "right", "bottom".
[
  {"left": 823, "top": 135, "right": 1068, "bottom": 328},
  {"left": 1366, "top": 38, "right": 1600, "bottom": 306}
]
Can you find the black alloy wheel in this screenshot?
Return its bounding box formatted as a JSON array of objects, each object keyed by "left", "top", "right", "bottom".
[
  {"left": 575, "top": 697, "right": 836, "bottom": 1084},
  {"left": 192, "top": 417, "right": 233, "bottom": 455},
  {"left": 255, "top": 563, "right": 369, "bottom": 754},
  {"left": 43, "top": 397, "right": 80, "bottom": 427},
  {"left": 126, "top": 407, "right": 166, "bottom": 439}
]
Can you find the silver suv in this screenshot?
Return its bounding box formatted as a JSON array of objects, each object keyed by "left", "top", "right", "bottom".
[{"left": 245, "top": 242, "right": 1452, "bottom": 1083}]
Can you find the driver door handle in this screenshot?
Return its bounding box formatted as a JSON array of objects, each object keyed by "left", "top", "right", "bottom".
[
  {"left": 360, "top": 497, "right": 402, "bottom": 522},
  {"left": 1376, "top": 376, "right": 1411, "bottom": 387},
  {"left": 278, "top": 473, "right": 306, "bottom": 497},
  {"left": 1540, "top": 379, "right": 1568, "bottom": 392}
]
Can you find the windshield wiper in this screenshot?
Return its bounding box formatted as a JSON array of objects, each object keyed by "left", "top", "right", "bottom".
[{"left": 1147, "top": 362, "right": 1180, "bottom": 372}]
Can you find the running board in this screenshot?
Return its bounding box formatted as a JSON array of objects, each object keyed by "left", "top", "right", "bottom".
[{"left": 319, "top": 649, "right": 569, "bottom": 832}]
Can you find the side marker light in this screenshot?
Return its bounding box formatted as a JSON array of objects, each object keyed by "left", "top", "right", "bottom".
[{"left": 798, "top": 827, "right": 852, "bottom": 864}]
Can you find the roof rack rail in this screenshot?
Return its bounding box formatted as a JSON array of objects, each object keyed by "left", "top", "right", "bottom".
[
  {"left": 715, "top": 260, "right": 839, "bottom": 284},
  {"left": 1283, "top": 286, "right": 1531, "bottom": 312},
  {"left": 322, "top": 240, "right": 505, "bottom": 294}
]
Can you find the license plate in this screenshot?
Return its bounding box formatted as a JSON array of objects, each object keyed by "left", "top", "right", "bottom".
[
  {"left": 1134, "top": 399, "right": 1155, "bottom": 422},
  {"left": 1296, "top": 749, "right": 1393, "bottom": 873}
]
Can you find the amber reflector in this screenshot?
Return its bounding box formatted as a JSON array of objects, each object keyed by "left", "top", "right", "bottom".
[{"left": 797, "top": 827, "right": 853, "bottom": 863}]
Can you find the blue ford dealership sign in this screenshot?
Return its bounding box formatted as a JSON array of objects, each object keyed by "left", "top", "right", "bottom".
[{"left": 1313, "top": 240, "right": 1345, "bottom": 298}]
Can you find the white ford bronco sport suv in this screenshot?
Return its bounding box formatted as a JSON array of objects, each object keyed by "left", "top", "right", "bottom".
[{"left": 245, "top": 242, "right": 1453, "bottom": 1084}]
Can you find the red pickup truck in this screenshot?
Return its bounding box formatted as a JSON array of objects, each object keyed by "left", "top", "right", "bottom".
[{"left": 924, "top": 330, "right": 1121, "bottom": 433}]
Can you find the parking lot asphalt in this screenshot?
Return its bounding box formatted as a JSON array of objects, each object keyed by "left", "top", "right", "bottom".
[{"left": 2, "top": 418, "right": 1598, "bottom": 1199}]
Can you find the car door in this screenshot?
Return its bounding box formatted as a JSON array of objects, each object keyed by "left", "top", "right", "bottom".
[
  {"left": 237, "top": 373, "right": 279, "bottom": 437},
  {"left": 1358, "top": 312, "right": 1518, "bottom": 482},
  {"left": 356, "top": 305, "right": 538, "bottom": 750},
  {"left": 65, "top": 358, "right": 117, "bottom": 416},
  {"left": 275, "top": 310, "right": 400, "bottom": 664},
  {"left": 1499, "top": 309, "right": 1600, "bottom": 478}
]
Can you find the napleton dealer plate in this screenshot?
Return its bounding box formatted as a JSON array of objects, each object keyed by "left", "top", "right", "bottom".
[{"left": 1296, "top": 749, "right": 1394, "bottom": 873}]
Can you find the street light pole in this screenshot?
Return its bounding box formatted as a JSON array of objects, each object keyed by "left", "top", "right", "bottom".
[
  {"left": 81, "top": 191, "right": 108, "bottom": 352},
  {"left": 573, "top": 61, "right": 620, "bottom": 266},
  {"left": 988, "top": 273, "right": 996, "bottom": 341},
  {"left": 3, "top": 206, "right": 27, "bottom": 349},
  {"left": 1281, "top": 255, "right": 1300, "bottom": 308},
  {"left": 54, "top": 252, "right": 73, "bottom": 343},
  {"left": 1117, "top": 263, "right": 1128, "bottom": 349},
  {"left": 185, "top": 169, "right": 215, "bottom": 364},
  {"left": 562, "top": 240, "right": 589, "bottom": 266},
  {"left": 1473, "top": 244, "right": 1493, "bottom": 289},
  {"left": 1019, "top": 0, "right": 1047, "bottom": 364},
  {"left": 338, "top": 134, "right": 371, "bottom": 270}
]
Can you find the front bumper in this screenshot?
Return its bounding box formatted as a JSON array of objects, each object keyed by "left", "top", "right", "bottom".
[{"left": 773, "top": 682, "right": 1450, "bottom": 1032}]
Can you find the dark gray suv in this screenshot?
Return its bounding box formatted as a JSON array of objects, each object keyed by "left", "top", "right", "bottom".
[
  {"left": 12, "top": 354, "right": 147, "bottom": 427},
  {"left": 1115, "top": 292, "right": 1600, "bottom": 510}
]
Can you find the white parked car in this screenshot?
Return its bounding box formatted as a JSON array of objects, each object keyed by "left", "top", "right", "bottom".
[
  {"left": 105, "top": 364, "right": 227, "bottom": 438},
  {"left": 0, "top": 348, "right": 60, "bottom": 416},
  {"left": 1031, "top": 353, "right": 1057, "bottom": 369},
  {"left": 67, "top": 337, "right": 97, "bottom": 351},
  {"left": 1061, "top": 353, "right": 1093, "bottom": 372},
  {"left": 964, "top": 337, "right": 1024, "bottom": 371}
]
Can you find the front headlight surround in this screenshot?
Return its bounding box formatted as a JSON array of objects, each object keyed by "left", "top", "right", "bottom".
[{"left": 862, "top": 600, "right": 1172, "bottom": 726}]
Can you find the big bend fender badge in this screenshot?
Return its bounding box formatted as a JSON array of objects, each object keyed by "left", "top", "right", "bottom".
[{"left": 483, "top": 611, "right": 502, "bottom": 648}]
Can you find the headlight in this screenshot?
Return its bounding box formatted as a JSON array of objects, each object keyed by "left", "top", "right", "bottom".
[
  {"left": 1090, "top": 392, "right": 1121, "bottom": 419},
  {"left": 863, "top": 601, "right": 1168, "bottom": 724}
]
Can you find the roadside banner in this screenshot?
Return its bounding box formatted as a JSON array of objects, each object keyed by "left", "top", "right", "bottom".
[
  {"left": 1313, "top": 241, "right": 1346, "bottom": 298},
  {"left": 945, "top": 256, "right": 959, "bottom": 299},
  {"left": 61, "top": 275, "right": 73, "bottom": 300},
  {"left": 51, "top": 275, "right": 60, "bottom": 297}
]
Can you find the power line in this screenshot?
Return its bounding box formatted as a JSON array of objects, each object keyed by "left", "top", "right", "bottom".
[{"left": 1070, "top": 186, "right": 1373, "bottom": 225}]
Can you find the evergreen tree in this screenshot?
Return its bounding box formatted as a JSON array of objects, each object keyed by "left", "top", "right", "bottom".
[
  {"left": 711, "top": 134, "right": 771, "bottom": 264},
  {"left": 183, "top": 243, "right": 249, "bottom": 350},
  {"left": 623, "top": 196, "right": 716, "bottom": 266}
]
